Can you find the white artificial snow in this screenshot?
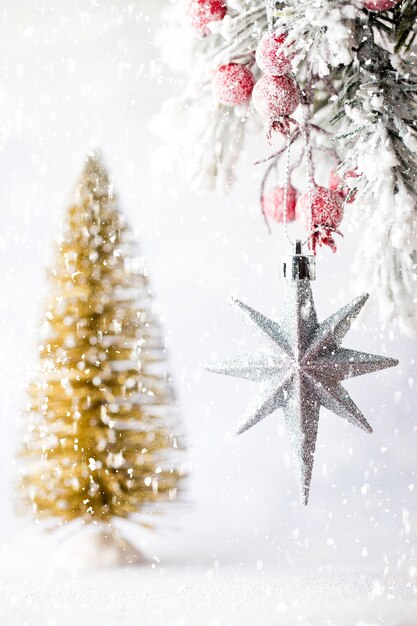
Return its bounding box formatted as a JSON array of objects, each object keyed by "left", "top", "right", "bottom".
[
  {"left": 0, "top": 551, "right": 416, "bottom": 626},
  {"left": 277, "top": 0, "right": 357, "bottom": 76},
  {"left": 2, "top": 527, "right": 417, "bottom": 626}
]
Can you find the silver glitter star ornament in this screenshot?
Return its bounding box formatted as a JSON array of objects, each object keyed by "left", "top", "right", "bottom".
[{"left": 207, "top": 242, "right": 398, "bottom": 505}]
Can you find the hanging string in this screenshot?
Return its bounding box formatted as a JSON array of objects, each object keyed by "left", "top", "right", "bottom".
[
  {"left": 281, "top": 99, "right": 315, "bottom": 251},
  {"left": 282, "top": 132, "right": 292, "bottom": 246},
  {"left": 258, "top": 13, "right": 315, "bottom": 253},
  {"left": 265, "top": 0, "right": 275, "bottom": 31},
  {"left": 300, "top": 102, "right": 314, "bottom": 244}
]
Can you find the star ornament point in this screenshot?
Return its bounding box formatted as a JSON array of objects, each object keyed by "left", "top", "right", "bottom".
[{"left": 207, "top": 284, "right": 398, "bottom": 505}]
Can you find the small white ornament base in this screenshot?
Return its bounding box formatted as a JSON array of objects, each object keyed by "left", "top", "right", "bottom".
[{"left": 55, "top": 525, "right": 147, "bottom": 570}]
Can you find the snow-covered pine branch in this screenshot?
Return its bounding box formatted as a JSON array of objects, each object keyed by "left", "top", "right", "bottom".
[
  {"left": 152, "top": 0, "right": 266, "bottom": 193},
  {"left": 274, "top": 0, "right": 358, "bottom": 76},
  {"left": 151, "top": 95, "right": 248, "bottom": 193},
  {"left": 332, "top": 29, "right": 417, "bottom": 333},
  {"left": 154, "top": 0, "right": 417, "bottom": 332}
]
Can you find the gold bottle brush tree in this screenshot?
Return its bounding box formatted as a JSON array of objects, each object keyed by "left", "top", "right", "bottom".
[{"left": 17, "top": 154, "right": 185, "bottom": 564}]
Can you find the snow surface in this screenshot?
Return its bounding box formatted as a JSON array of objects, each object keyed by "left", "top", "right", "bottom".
[
  {"left": 1, "top": 533, "right": 417, "bottom": 626},
  {"left": 0, "top": 1, "right": 416, "bottom": 623}
]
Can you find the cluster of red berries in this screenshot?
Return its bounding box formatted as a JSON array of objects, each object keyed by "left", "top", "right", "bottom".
[
  {"left": 262, "top": 168, "right": 358, "bottom": 252},
  {"left": 185, "top": 1, "right": 365, "bottom": 252},
  {"left": 186, "top": 0, "right": 227, "bottom": 35},
  {"left": 186, "top": 1, "right": 301, "bottom": 120},
  {"left": 252, "top": 31, "right": 299, "bottom": 132},
  {"left": 187, "top": 0, "right": 400, "bottom": 109},
  {"left": 186, "top": 1, "right": 255, "bottom": 106}
]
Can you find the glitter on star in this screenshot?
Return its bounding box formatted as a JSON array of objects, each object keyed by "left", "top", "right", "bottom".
[{"left": 208, "top": 284, "right": 398, "bottom": 505}]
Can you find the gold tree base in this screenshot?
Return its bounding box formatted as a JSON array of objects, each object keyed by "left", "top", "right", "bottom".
[{"left": 56, "top": 525, "right": 148, "bottom": 570}]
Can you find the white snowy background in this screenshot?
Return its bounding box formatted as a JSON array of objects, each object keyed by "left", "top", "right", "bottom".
[{"left": 0, "top": 1, "right": 416, "bottom": 624}]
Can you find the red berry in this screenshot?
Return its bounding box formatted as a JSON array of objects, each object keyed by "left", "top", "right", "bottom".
[
  {"left": 212, "top": 63, "right": 255, "bottom": 106},
  {"left": 186, "top": 0, "right": 227, "bottom": 35},
  {"left": 329, "top": 168, "right": 358, "bottom": 203},
  {"left": 363, "top": 0, "right": 399, "bottom": 10},
  {"left": 296, "top": 186, "right": 343, "bottom": 230},
  {"left": 296, "top": 186, "right": 344, "bottom": 252},
  {"left": 256, "top": 31, "right": 292, "bottom": 76},
  {"left": 262, "top": 185, "right": 298, "bottom": 222},
  {"left": 328, "top": 168, "right": 342, "bottom": 192},
  {"left": 252, "top": 75, "right": 299, "bottom": 121}
]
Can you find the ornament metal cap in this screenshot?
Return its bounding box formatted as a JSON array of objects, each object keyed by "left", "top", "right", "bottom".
[{"left": 281, "top": 240, "right": 316, "bottom": 282}]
